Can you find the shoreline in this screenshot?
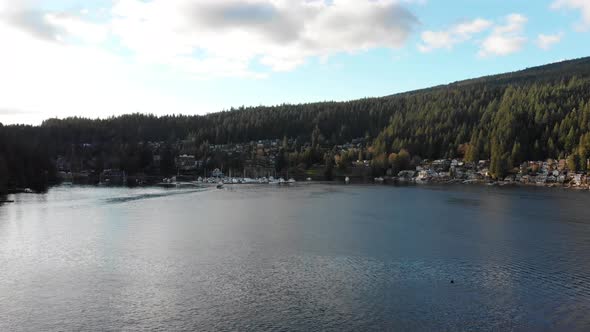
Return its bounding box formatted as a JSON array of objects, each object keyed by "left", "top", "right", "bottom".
[
  {"left": 373, "top": 177, "right": 590, "bottom": 191},
  {"left": 4, "top": 178, "right": 590, "bottom": 196}
]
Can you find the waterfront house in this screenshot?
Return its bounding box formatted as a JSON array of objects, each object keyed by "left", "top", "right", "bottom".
[
  {"left": 100, "top": 169, "right": 127, "bottom": 186},
  {"left": 211, "top": 168, "right": 224, "bottom": 178},
  {"left": 397, "top": 170, "right": 416, "bottom": 180},
  {"left": 353, "top": 160, "right": 371, "bottom": 168},
  {"left": 176, "top": 155, "right": 197, "bottom": 171},
  {"left": 535, "top": 174, "right": 548, "bottom": 184},
  {"left": 504, "top": 175, "right": 516, "bottom": 183},
  {"left": 572, "top": 174, "right": 585, "bottom": 186},
  {"left": 417, "top": 169, "right": 437, "bottom": 182},
  {"left": 432, "top": 159, "right": 451, "bottom": 172}
]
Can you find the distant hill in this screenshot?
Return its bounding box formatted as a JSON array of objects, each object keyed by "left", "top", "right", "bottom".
[
  {"left": 370, "top": 56, "right": 590, "bottom": 177},
  {"left": 2, "top": 56, "right": 590, "bottom": 190},
  {"left": 36, "top": 56, "right": 590, "bottom": 148},
  {"left": 394, "top": 56, "right": 590, "bottom": 95}
]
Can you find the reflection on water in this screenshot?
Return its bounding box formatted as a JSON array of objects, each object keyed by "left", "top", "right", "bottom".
[{"left": 1, "top": 184, "right": 590, "bottom": 331}]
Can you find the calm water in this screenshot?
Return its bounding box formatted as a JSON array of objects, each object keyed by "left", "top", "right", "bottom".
[{"left": 1, "top": 184, "right": 590, "bottom": 331}]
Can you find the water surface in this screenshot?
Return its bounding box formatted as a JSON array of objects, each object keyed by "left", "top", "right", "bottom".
[{"left": 1, "top": 184, "right": 590, "bottom": 331}]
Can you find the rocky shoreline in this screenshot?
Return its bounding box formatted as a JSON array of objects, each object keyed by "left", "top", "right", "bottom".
[
  {"left": 370, "top": 158, "right": 590, "bottom": 191},
  {"left": 375, "top": 176, "right": 590, "bottom": 191}
]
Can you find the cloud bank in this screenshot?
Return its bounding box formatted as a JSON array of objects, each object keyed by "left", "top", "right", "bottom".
[
  {"left": 0, "top": 0, "right": 422, "bottom": 123},
  {"left": 109, "top": 0, "right": 419, "bottom": 75},
  {"left": 0, "top": 0, "right": 420, "bottom": 77}
]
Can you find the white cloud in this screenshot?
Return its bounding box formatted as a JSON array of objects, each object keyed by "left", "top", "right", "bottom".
[
  {"left": 419, "top": 13, "right": 530, "bottom": 57},
  {"left": 108, "top": 0, "right": 419, "bottom": 75},
  {"left": 418, "top": 18, "right": 492, "bottom": 52},
  {"left": 479, "top": 14, "right": 527, "bottom": 57},
  {"left": 551, "top": 0, "right": 590, "bottom": 31},
  {"left": 0, "top": 0, "right": 108, "bottom": 44},
  {"left": 0, "top": 3, "right": 207, "bottom": 124},
  {"left": 0, "top": 0, "right": 420, "bottom": 124},
  {"left": 0, "top": 0, "right": 419, "bottom": 78},
  {"left": 45, "top": 13, "right": 109, "bottom": 44},
  {"left": 536, "top": 32, "right": 563, "bottom": 50}
]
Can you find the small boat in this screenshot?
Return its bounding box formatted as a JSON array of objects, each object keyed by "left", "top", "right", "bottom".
[
  {"left": 345, "top": 177, "right": 350, "bottom": 184},
  {"left": 374, "top": 177, "right": 384, "bottom": 183},
  {"left": 288, "top": 178, "right": 296, "bottom": 184},
  {"left": 0, "top": 200, "right": 15, "bottom": 203},
  {"left": 216, "top": 182, "right": 224, "bottom": 189}
]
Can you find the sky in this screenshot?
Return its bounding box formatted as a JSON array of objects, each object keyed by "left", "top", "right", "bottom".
[{"left": 0, "top": 0, "right": 589, "bottom": 125}]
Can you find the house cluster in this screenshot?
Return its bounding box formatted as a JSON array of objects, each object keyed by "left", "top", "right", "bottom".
[
  {"left": 352, "top": 160, "right": 372, "bottom": 168},
  {"left": 334, "top": 138, "right": 368, "bottom": 153},
  {"left": 208, "top": 139, "right": 284, "bottom": 155},
  {"left": 173, "top": 149, "right": 278, "bottom": 178},
  {"left": 412, "top": 159, "right": 485, "bottom": 183},
  {"left": 389, "top": 158, "right": 590, "bottom": 189},
  {"left": 175, "top": 155, "right": 203, "bottom": 171},
  {"left": 176, "top": 137, "right": 369, "bottom": 176},
  {"left": 508, "top": 159, "right": 590, "bottom": 187}
]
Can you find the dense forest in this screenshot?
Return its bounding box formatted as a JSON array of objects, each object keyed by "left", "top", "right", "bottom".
[{"left": 2, "top": 56, "right": 590, "bottom": 192}]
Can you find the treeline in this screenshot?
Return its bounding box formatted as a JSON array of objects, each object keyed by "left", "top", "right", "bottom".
[
  {"left": 38, "top": 101, "right": 391, "bottom": 151},
  {"left": 2, "top": 56, "right": 590, "bottom": 192},
  {"left": 0, "top": 124, "right": 58, "bottom": 193}
]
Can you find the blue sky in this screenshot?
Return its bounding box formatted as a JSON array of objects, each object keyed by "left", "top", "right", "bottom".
[{"left": 0, "top": 0, "right": 588, "bottom": 124}]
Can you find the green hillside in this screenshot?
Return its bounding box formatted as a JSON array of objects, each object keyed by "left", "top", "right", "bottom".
[{"left": 2, "top": 56, "right": 590, "bottom": 190}]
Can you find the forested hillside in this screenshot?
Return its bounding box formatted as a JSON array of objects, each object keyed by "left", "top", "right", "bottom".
[
  {"left": 372, "top": 57, "right": 590, "bottom": 177},
  {"left": 1, "top": 56, "right": 590, "bottom": 191}
]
